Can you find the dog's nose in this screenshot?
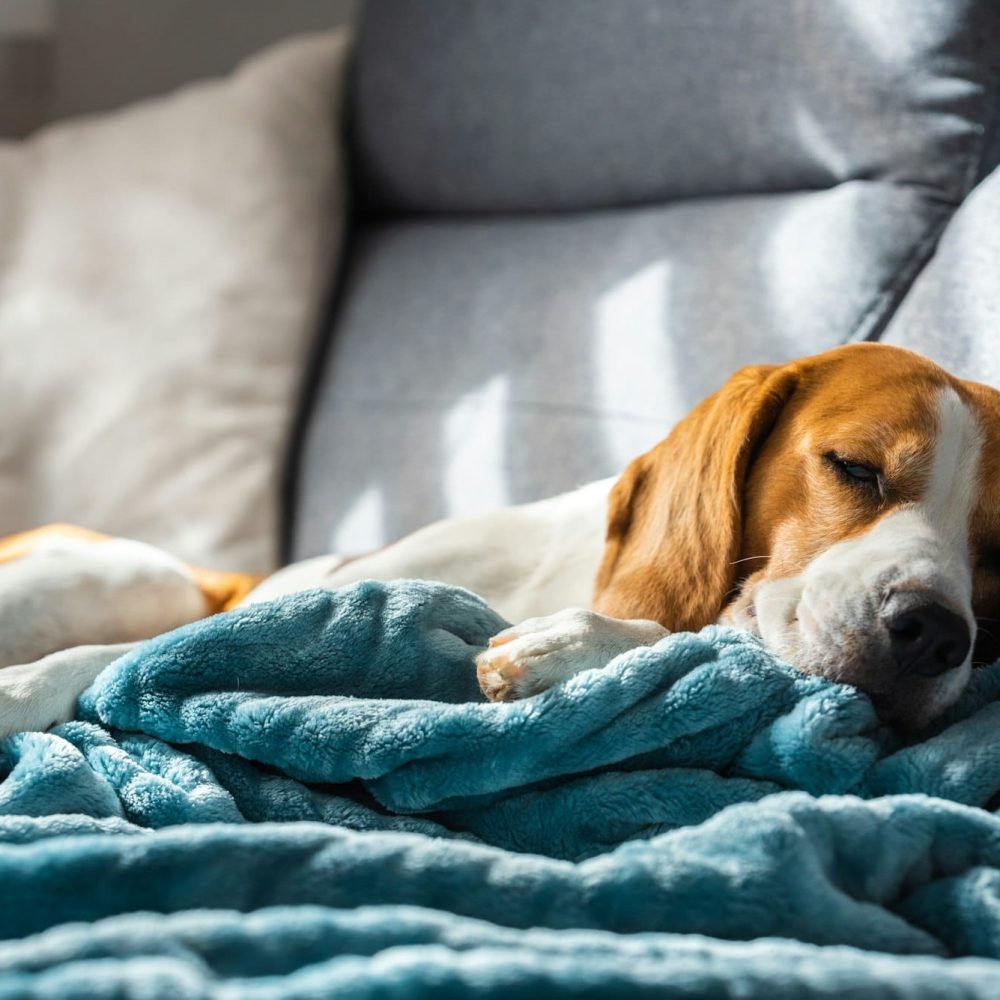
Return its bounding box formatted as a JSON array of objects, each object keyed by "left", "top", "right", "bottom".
[{"left": 885, "top": 604, "right": 971, "bottom": 677}]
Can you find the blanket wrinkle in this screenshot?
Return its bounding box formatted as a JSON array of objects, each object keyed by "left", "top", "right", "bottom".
[
  {"left": 3, "top": 906, "right": 1000, "bottom": 999},
  {"left": 54, "top": 582, "right": 1000, "bottom": 822},
  {"left": 0, "top": 796, "right": 998, "bottom": 955},
  {"left": 3, "top": 579, "right": 1000, "bottom": 994}
]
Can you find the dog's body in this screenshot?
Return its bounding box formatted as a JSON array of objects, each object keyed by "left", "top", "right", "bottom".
[
  {"left": 306, "top": 341, "right": 1000, "bottom": 731},
  {"left": 4, "top": 343, "right": 1000, "bottom": 735},
  {"left": 247, "top": 476, "right": 614, "bottom": 624}
]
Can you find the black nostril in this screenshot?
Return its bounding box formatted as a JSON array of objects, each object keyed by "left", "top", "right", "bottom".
[{"left": 885, "top": 603, "right": 971, "bottom": 677}]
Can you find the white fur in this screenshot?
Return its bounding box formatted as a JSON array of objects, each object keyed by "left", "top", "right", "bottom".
[
  {"left": 475, "top": 609, "right": 669, "bottom": 701},
  {"left": 249, "top": 478, "right": 615, "bottom": 623},
  {"left": 0, "top": 536, "right": 208, "bottom": 669},
  {"left": 0, "top": 536, "right": 208, "bottom": 736},
  {"left": 0, "top": 643, "right": 137, "bottom": 735},
  {"left": 748, "top": 387, "right": 982, "bottom": 723},
  {"left": 0, "top": 481, "right": 614, "bottom": 736}
]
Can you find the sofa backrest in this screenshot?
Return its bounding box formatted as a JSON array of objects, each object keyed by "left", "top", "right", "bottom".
[
  {"left": 352, "top": 0, "right": 998, "bottom": 215},
  {"left": 288, "top": 0, "right": 1000, "bottom": 560}
]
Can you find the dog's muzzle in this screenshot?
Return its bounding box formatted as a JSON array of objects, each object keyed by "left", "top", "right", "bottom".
[{"left": 882, "top": 596, "right": 971, "bottom": 679}]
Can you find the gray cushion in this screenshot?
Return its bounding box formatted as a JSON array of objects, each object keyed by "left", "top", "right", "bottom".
[
  {"left": 352, "top": 0, "right": 1000, "bottom": 214},
  {"left": 882, "top": 165, "right": 1000, "bottom": 388},
  {"left": 293, "top": 183, "right": 944, "bottom": 557},
  {"left": 290, "top": 0, "right": 1000, "bottom": 559}
]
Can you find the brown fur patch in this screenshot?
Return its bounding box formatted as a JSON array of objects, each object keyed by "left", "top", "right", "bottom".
[{"left": 593, "top": 343, "right": 1000, "bottom": 642}]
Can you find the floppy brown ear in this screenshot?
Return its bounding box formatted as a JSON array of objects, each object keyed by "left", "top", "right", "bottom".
[{"left": 593, "top": 363, "right": 798, "bottom": 631}]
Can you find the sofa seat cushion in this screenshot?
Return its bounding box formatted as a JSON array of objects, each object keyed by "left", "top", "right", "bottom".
[{"left": 293, "top": 181, "right": 945, "bottom": 557}]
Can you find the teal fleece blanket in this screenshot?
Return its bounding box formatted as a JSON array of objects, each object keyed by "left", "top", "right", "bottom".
[{"left": 3, "top": 580, "right": 1000, "bottom": 996}]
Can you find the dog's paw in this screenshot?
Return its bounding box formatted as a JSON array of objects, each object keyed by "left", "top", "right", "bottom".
[
  {"left": 474, "top": 645, "right": 529, "bottom": 702},
  {"left": 475, "top": 609, "right": 596, "bottom": 702},
  {"left": 474, "top": 607, "right": 672, "bottom": 703}
]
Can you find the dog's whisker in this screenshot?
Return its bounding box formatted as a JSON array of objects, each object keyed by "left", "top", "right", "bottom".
[{"left": 730, "top": 555, "right": 769, "bottom": 567}]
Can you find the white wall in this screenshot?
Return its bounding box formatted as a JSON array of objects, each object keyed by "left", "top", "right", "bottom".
[{"left": 49, "top": 0, "right": 357, "bottom": 120}]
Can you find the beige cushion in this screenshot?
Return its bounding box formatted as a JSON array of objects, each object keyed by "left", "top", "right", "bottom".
[{"left": 0, "top": 31, "right": 350, "bottom": 572}]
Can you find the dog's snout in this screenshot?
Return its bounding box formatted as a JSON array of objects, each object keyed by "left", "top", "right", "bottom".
[{"left": 884, "top": 603, "right": 971, "bottom": 677}]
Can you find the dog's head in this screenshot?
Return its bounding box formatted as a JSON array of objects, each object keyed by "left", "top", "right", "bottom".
[{"left": 593, "top": 343, "right": 1000, "bottom": 728}]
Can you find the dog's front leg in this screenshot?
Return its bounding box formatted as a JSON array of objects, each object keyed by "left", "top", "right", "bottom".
[
  {"left": 475, "top": 609, "right": 669, "bottom": 702},
  {"left": 0, "top": 642, "right": 137, "bottom": 737}
]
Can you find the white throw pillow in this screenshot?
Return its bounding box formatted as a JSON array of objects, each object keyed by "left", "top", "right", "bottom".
[{"left": 0, "top": 31, "right": 350, "bottom": 572}]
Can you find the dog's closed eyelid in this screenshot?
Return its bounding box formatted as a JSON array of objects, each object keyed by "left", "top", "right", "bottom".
[{"left": 822, "top": 451, "right": 884, "bottom": 493}]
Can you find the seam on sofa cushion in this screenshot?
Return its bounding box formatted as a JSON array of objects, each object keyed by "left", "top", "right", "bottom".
[
  {"left": 851, "top": 59, "right": 1000, "bottom": 345},
  {"left": 970, "top": 62, "right": 1000, "bottom": 187},
  {"left": 848, "top": 208, "right": 954, "bottom": 343}
]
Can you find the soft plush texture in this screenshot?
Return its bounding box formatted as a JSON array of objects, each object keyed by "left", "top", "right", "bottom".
[
  {"left": 0, "top": 31, "right": 350, "bottom": 573},
  {"left": 3, "top": 903, "right": 1000, "bottom": 999},
  {"left": 5, "top": 580, "right": 1000, "bottom": 994}
]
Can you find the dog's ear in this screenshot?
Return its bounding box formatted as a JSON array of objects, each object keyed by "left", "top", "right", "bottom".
[{"left": 593, "top": 363, "right": 798, "bottom": 631}]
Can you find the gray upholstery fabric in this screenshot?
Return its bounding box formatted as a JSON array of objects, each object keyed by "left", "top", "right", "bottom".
[
  {"left": 353, "top": 0, "right": 1000, "bottom": 214},
  {"left": 882, "top": 165, "right": 1000, "bottom": 389},
  {"left": 290, "top": 0, "right": 1000, "bottom": 559},
  {"left": 294, "top": 183, "right": 944, "bottom": 557}
]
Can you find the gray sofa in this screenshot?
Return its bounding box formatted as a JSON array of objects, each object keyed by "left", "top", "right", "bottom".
[{"left": 287, "top": 0, "right": 1000, "bottom": 562}]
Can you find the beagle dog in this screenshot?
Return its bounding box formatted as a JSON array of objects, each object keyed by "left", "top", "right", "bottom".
[
  {"left": 472, "top": 341, "right": 1000, "bottom": 729},
  {"left": 2, "top": 342, "right": 999, "bottom": 733},
  {"left": 256, "top": 342, "right": 1000, "bottom": 730}
]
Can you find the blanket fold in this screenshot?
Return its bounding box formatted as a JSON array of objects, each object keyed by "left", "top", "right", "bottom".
[
  {"left": 3, "top": 579, "right": 1000, "bottom": 995},
  {"left": 3, "top": 793, "right": 1000, "bottom": 956},
  {"left": 5, "top": 905, "right": 1000, "bottom": 999}
]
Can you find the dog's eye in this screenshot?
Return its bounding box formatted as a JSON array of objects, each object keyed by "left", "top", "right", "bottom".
[
  {"left": 823, "top": 452, "right": 881, "bottom": 492},
  {"left": 840, "top": 462, "right": 878, "bottom": 482},
  {"left": 978, "top": 546, "right": 1000, "bottom": 576}
]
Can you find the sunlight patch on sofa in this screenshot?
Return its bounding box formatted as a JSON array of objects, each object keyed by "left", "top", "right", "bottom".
[
  {"left": 443, "top": 373, "right": 510, "bottom": 518},
  {"left": 594, "top": 259, "right": 675, "bottom": 465}
]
